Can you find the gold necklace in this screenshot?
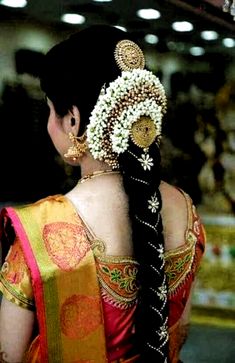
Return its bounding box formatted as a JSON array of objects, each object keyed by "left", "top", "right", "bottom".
[{"left": 78, "top": 169, "right": 120, "bottom": 184}]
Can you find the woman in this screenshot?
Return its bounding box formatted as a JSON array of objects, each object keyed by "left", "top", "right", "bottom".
[{"left": 0, "top": 25, "right": 205, "bottom": 363}]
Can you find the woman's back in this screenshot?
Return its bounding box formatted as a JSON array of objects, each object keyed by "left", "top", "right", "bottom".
[
  {"left": 66, "top": 172, "right": 133, "bottom": 257},
  {"left": 66, "top": 176, "right": 188, "bottom": 256}
]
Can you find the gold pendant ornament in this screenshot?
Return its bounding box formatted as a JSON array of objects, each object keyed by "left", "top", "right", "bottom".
[
  {"left": 130, "top": 116, "right": 157, "bottom": 149},
  {"left": 64, "top": 132, "right": 88, "bottom": 161},
  {"left": 114, "top": 39, "right": 145, "bottom": 71}
]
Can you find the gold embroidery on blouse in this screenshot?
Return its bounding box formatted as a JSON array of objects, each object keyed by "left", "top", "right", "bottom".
[
  {"left": 164, "top": 190, "right": 198, "bottom": 295},
  {"left": 96, "top": 259, "right": 139, "bottom": 309},
  {"left": 91, "top": 238, "right": 137, "bottom": 263},
  {"left": 90, "top": 239, "right": 106, "bottom": 257},
  {"left": 90, "top": 238, "right": 139, "bottom": 308},
  {"left": 0, "top": 236, "right": 34, "bottom": 310},
  {"left": 0, "top": 273, "right": 34, "bottom": 310}
]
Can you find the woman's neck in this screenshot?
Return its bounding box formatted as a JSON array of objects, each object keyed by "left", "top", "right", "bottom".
[{"left": 79, "top": 152, "right": 114, "bottom": 177}]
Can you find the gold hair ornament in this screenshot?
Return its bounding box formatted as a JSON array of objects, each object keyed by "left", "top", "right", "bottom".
[
  {"left": 87, "top": 69, "right": 167, "bottom": 168},
  {"left": 64, "top": 132, "right": 87, "bottom": 161},
  {"left": 130, "top": 116, "right": 158, "bottom": 149},
  {"left": 114, "top": 39, "right": 145, "bottom": 71}
]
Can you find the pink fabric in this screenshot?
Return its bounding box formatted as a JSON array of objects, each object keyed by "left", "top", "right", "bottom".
[{"left": 102, "top": 300, "right": 137, "bottom": 361}]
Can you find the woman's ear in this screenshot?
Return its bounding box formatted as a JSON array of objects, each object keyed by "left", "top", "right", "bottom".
[{"left": 62, "top": 105, "right": 81, "bottom": 136}]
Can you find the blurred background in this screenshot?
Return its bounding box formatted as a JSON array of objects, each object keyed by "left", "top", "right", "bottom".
[{"left": 0, "top": 0, "right": 235, "bottom": 361}]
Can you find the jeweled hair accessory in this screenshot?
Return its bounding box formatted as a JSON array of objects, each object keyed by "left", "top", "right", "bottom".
[
  {"left": 87, "top": 41, "right": 167, "bottom": 169},
  {"left": 114, "top": 39, "right": 145, "bottom": 71},
  {"left": 130, "top": 116, "right": 157, "bottom": 149}
]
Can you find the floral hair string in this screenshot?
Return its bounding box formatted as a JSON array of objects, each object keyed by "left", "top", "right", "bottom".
[{"left": 87, "top": 40, "right": 167, "bottom": 169}]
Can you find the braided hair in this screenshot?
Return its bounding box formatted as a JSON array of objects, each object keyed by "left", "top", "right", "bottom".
[
  {"left": 119, "top": 141, "right": 168, "bottom": 361},
  {"left": 40, "top": 25, "right": 169, "bottom": 362}
]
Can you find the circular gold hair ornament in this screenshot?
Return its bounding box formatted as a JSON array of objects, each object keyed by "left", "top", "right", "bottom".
[
  {"left": 130, "top": 116, "right": 157, "bottom": 149},
  {"left": 114, "top": 39, "right": 145, "bottom": 71}
]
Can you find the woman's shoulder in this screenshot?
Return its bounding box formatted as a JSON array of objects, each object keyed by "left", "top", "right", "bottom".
[
  {"left": 160, "top": 181, "right": 191, "bottom": 213},
  {"left": 160, "top": 181, "right": 191, "bottom": 250}
]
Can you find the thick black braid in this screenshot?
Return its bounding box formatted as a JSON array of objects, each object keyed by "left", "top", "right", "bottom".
[{"left": 119, "top": 140, "right": 169, "bottom": 362}]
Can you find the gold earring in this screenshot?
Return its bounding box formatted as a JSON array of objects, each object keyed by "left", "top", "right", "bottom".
[{"left": 64, "top": 132, "right": 88, "bottom": 161}]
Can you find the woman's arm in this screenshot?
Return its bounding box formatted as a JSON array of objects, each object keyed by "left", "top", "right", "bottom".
[{"left": 0, "top": 297, "right": 34, "bottom": 363}]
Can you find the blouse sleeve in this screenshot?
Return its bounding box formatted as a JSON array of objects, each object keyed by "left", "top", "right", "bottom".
[
  {"left": 0, "top": 235, "right": 34, "bottom": 310},
  {"left": 165, "top": 191, "right": 206, "bottom": 328}
]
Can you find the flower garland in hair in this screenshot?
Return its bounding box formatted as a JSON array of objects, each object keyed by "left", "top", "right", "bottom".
[{"left": 87, "top": 69, "right": 167, "bottom": 165}]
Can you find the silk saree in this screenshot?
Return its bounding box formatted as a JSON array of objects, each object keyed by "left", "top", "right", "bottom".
[{"left": 0, "top": 192, "right": 205, "bottom": 362}]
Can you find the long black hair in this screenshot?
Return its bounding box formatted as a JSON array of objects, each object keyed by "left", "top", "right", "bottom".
[{"left": 40, "top": 25, "right": 169, "bottom": 362}]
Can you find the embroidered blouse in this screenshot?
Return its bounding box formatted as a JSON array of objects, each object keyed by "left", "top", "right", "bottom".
[{"left": 0, "top": 190, "right": 205, "bottom": 362}]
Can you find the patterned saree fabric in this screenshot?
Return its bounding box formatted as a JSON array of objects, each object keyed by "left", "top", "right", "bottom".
[
  {"left": 0, "top": 196, "right": 107, "bottom": 363},
  {"left": 0, "top": 191, "right": 205, "bottom": 362}
]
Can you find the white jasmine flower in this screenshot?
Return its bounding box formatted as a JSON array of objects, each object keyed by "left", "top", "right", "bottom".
[
  {"left": 148, "top": 193, "right": 159, "bottom": 213},
  {"left": 157, "top": 246, "right": 164, "bottom": 260},
  {"left": 138, "top": 153, "right": 154, "bottom": 170},
  {"left": 158, "top": 324, "right": 168, "bottom": 340},
  {"left": 157, "top": 284, "right": 167, "bottom": 301}
]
